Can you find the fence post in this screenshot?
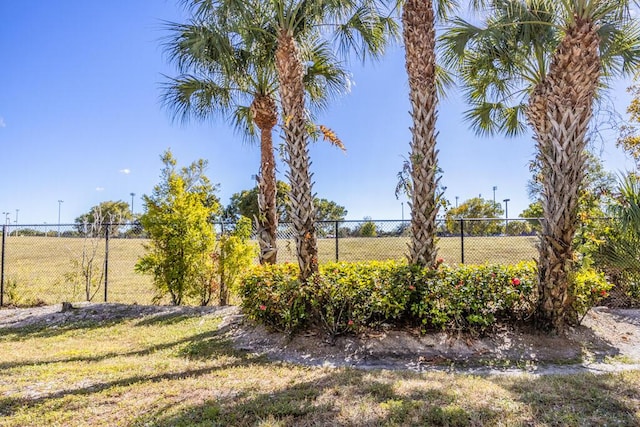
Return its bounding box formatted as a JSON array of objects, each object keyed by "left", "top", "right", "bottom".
[
  {"left": 104, "top": 225, "right": 110, "bottom": 303},
  {"left": 459, "top": 218, "right": 465, "bottom": 264},
  {"left": 1, "top": 225, "right": 5, "bottom": 307},
  {"left": 335, "top": 221, "right": 339, "bottom": 262}
]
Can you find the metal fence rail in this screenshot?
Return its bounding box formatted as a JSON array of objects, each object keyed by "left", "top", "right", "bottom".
[{"left": 0, "top": 218, "right": 636, "bottom": 307}]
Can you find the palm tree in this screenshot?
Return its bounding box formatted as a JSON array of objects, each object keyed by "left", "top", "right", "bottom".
[
  {"left": 269, "top": 1, "right": 396, "bottom": 281},
  {"left": 183, "top": 0, "right": 396, "bottom": 281},
  {"left": 398, "top": 0, "right": 456, "bottom": 267},
  {"left": 443, "top": 0, "right": 640, "bottom": 331},
  {"left": 162, "top": 2, "right": 349, "bottom": 265}
]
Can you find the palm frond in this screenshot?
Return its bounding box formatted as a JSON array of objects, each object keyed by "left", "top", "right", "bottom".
[
  {"left": 300, "top": 35, "right": 352, "bottom": 112},
  {"left": 333, "top": 3, "right": 399, "bottom": 62},
  {"left": 435, "top": 64, "right": 455, "bottom": 100},
  {"left": 599, "top": 20, "right": 640, "bottom": 78},
  {"left": 160, "top": 74, "right": 237, "bottom": 124},
  {"left": 230, "top": 105, "right": 260, "bottom": 144}
]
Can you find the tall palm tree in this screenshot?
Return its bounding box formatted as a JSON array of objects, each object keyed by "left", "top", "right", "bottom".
[
  {"left": 162, "top": 2, "right": 349, "bottom": 265},
  {"left": 269, "top": 1, "right": 396, "bottom": 281},
  {"left": 398, "top": 0, "right": 456, "bottom": 267},
  {"left": 184, "top": 0, "right": 396, "bottom": 281},
  {"left": 443, "top": 0, "right": 640, "bottom": 331}
]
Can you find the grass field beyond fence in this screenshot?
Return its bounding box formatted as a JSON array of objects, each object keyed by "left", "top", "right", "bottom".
[{"left": 2, "top": 234, "right": 539, "bottom": 306}]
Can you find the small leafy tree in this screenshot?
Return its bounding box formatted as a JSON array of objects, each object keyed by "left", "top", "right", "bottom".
[
  {"left": 445, "top": 198, "right": 503, "bottom": 236},
  {"left": 75, "top": 200, "right": 132, "bottom": 236},
  {"left": 135, "top": 150, "right": 220, "bottom": 305},
  {"left": 213, "top": 216, "right": 257, "bottom": 306},
  {"left": 225, "top": 181, "right": 347, "bottom": 223},
  {"left": 358, "top": 217, "right": 377, "bottom": 237},
  {"left": 618, "top": 81, "right": 640, "bottom": 169},
  {"left": 519, "top": 202, "right": 543, "bottom": 233},
  {"left": 65, "top": 207, "right": 109, "bottom": 302}
]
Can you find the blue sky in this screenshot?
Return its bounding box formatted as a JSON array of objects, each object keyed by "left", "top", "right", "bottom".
[{"left": 0, "top": 1, "right": 636, "bottom": 226}]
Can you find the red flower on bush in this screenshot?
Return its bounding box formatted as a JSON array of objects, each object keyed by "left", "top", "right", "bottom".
[
  {"left": 347, "top": 320, "right": 354, "bottom": 326},
  {"left": 600, "top": 290, "right": 607, "bottom": 297},
  {"left": 512, "top": 278, "right": 521, "bottom": 286},
  {"left": 437, "top": 258, "right": 444, "bottom": 264},
  {"left": 259, "top": 305, "right": 267, "bottom": 311},
  {"left": 408, "top": 285, "right": 416, "bottom": 291}
]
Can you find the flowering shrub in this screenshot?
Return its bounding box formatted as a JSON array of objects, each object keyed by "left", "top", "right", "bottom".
[
  {"left": 312, "top": 261, "right": 413, "bottom": 339},
  {"left": 239, "top": 263, "right": 309, "bottom": 333},
  {"left": 238, "top": 260, "right": 611, "bottom": 335},
  {"left": 571, "top": 266, "right": 613, "bottom": 321},
  {"left": 408, "top": 262, "right": 537, "bottom": 331}
]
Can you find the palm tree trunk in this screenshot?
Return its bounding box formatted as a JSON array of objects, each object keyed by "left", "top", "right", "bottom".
[
  {"left": 251, "top": 95, "right": 279, "bottom": 264},
  {"left": 527, "top": 18, "right": 600, "bottom": 332},
  {"left": 403, "top": 0, "right": 440, "bottom": 267},
  {"left": 275, "top": 30, "right": 319, "bottom": 281}
]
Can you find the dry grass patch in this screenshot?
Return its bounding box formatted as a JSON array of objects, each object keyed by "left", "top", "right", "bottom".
[{"left": 0, "top": 304, "right": 639, "bottom": 426}]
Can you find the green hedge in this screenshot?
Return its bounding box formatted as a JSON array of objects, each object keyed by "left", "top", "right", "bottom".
[{"left": 239, "top": 260, "right": 610, "bottom": 336}]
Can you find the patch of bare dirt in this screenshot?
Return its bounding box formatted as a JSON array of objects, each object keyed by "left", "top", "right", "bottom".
[
  {"left": 1, "top": 303, "right": 639, "bottom": 375},
  {"left": 228, "top": 306, "right": 640, "bottom": 375}
]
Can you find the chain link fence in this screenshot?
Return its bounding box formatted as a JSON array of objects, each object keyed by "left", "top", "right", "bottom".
[{"left": 1, "top": 218, "right": 638, "bottom": 307}]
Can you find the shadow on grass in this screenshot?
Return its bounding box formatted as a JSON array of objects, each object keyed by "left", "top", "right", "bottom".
[
  {"left": 0, "top": 335, "right": 268, "bottom": 418},
  {"left": 500, "top": 372, "right": 640, "bottom": 426},
  {"left": 137, "top": 369, "right": 640, "bottom": 427},
  {"left": 0, "top": 304, "right": 226, "bottom": 341},
  {"left": 1, "top": 334, "right": 638, "bottom": 426},
  {"left": 138, "top": 370, "right": 491, "bottom": 427},
  {"left": 0, "top": 314, "right": 243, "bottom": 372},
  {"left": 1, "top": 304, "right": 639, "bottom": 426}
]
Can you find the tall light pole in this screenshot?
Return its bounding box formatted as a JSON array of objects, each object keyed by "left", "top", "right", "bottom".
[
  {"left": 455, "top": 196, "right": 459, "bottom": 208},
  {"left": 503, "top": 198, "right": 510, "bottom": 233},
  {"left": 401, "top": 202, "right": 404, "bottom": 222},
  {"left": 130, "top": 192, "right": 135, "bottom": 215},
  {"left": 14, "top": 209, "right": 19, "bottom": 236},
  {"left": 492, "top": 186, "right": 497, "bottom": 206},
  {"left": 57, "top": 200, "right": 63, "bottom": 237}
]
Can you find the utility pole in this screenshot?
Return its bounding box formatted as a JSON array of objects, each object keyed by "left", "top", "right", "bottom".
[
  {"left": 493, "top": 186, "right": 497, "bottom": 206},
  {"left": 503, "top": 198, "right": 510, "bottom": 234},
  {"left": 130, "top": 193, "right": 135, "bottom": 215},
  {"left": 58, "top": 200, "right": 64, "bottom": 237}
]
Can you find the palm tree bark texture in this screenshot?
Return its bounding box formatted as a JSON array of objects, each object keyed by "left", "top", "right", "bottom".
[
  {"left": 527, "top": 18, "right": 600, "bottom": 332},
  {"left": 275, "top": 29, "right": 319, "bottom": 281},
  {"left": 404, "top": 0, "right": 440, "bottom": 268},
  {"left": 250, "top": 94, "right": 279, "bottom": 264}
]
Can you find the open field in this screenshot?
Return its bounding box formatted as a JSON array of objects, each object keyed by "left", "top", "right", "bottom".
[
  {"left": 1, "top": 235, "right": 539, "bottom": 306},
  {"left": 3, "top": 236, "right": 156, "bottom": 306},
  {"left": 0, "top": 305, "right": 638, "bottom": 426}
]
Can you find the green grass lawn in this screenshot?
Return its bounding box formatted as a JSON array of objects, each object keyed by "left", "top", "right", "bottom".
[
  {"left": 2, "top": 235, "right": 538, "bottom": 306},
  {"left": 0, "top": 307, "right": 638, "bottom": 426}
]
